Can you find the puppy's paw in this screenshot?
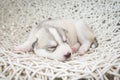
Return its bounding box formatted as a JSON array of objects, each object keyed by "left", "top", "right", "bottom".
[
  {"left": 71, "top": 47, "right": 77, "bottom": 53},
  {"left": 78, "top": 43, "right": 90, "bottom": 55},
  {"left": 71, "top": 43, "right": 80, "bottom": 53},
  {"left": 77, "top": 50, "right": 86, "bottom": 56}
]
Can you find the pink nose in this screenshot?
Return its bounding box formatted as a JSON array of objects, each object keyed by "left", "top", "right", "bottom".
[{"left": 64, "top": 52, "right": 71, "bottom": 58}]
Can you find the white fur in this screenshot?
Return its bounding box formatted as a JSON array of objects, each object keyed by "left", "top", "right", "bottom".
[
  {"left": 48, "top": 27, "right": 62, "bottom": 44},
  {"left": 75, "top": 20, "right": 94, "bottom": 54},
  {"left": 14, "top": 19, "right": 97, "bottom": 61}
]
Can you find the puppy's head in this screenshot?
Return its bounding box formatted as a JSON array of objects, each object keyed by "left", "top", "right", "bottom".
[{"left": 33, "top": 26, "right": 72, "bottom": 61}]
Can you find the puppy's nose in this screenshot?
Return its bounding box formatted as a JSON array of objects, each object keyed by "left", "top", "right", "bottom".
[{"left": 64, "top": 52, "right": 71, "bottom": 58}]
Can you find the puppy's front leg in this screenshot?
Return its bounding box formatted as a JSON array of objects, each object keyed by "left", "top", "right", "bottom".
[
  {"left": 75, "top": 20, "right": 95, "bottom": 55},
  {"left": 72, "top": 42, "right": 91, "bottom": 55}
]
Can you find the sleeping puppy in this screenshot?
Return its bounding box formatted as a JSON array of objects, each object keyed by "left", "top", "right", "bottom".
[{"left": 14, "top": 19, "right": 98, "bottom": 61}]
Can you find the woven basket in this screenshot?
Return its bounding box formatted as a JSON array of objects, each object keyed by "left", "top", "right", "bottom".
[{"left": 0, "top": 0, "right": 120, "bottom": 80}]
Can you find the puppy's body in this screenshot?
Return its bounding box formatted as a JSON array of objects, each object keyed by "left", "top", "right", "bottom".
[{"left": 14, "top": 19, "right": 98, "bottom": 61}]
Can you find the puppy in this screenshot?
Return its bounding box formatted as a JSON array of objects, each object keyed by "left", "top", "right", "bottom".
[{"left": 14, "top": 19, "right": 98, "bottom": 61}]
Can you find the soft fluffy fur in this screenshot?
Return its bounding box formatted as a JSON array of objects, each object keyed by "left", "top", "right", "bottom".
[{"left": 14, "top": 19, "right": 98, "bottom": 61}]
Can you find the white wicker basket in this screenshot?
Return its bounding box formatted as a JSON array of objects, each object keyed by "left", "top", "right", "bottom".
[{"left": 0, "top": 0, "right": 120, "bottom": 80}]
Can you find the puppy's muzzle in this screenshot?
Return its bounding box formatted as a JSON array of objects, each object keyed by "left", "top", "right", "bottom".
[{"left": 64, "top": 52, "right": 71, "bottom": 59}]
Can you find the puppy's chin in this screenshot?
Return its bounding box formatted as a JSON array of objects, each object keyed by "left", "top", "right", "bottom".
[{"left": 34, "top": 49, "right": 69, "bottom": 61}]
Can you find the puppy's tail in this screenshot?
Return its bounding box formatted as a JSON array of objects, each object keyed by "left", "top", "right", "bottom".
[{"left": 91, "top": 38, "right": 98, "bottom": 48}]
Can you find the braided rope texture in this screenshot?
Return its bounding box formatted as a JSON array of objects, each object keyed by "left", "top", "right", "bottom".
[{"left": 0, "top": 0, "right": 120, "bottom": 80}]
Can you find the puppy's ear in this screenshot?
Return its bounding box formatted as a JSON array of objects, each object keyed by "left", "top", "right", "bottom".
[
  {"left": 57, "top": 28, "right": 68, "bottom": 42},
  {"left": 32, "top": 38, "right": 38, "bottom": 49}
]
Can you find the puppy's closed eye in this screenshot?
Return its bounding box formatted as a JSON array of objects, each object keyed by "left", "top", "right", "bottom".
[{"left": 46, "top": 45, "right": 57, "bottom": 52}]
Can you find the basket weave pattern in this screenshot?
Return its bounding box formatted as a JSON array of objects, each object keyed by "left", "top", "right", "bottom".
[{"left": 0, "top": 0, "right": 120, "bottom": 80}]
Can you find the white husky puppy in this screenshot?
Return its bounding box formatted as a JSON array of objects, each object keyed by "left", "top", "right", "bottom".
[{"left": 14, "top": 19, "right": 98, "bottom": 61}]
